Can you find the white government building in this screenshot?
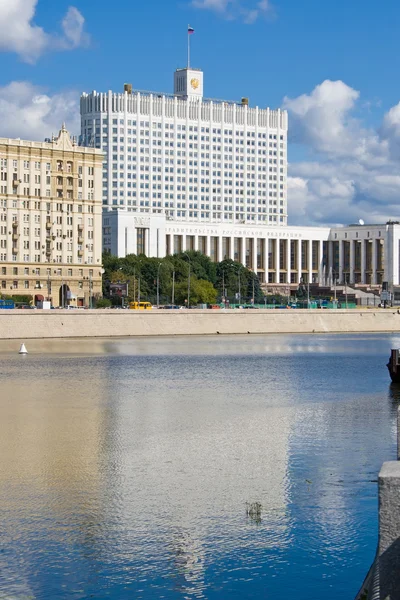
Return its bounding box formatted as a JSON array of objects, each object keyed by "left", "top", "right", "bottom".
[{"left": 80, "top": 64, "right": 400, "bottom": 292}]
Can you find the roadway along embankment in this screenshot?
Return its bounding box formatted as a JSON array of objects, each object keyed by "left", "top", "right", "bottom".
[{"left": 1, "top": 308, "right": 400, "bottom": 339}]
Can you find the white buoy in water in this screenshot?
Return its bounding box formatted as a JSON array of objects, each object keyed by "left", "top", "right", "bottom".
[{"left": 19, "top": 343, "right": 28, "bottom": 355}]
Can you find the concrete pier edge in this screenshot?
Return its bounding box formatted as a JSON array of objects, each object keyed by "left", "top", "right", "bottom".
[{"left": 1, "top": 308, "right": 400, "bottom": 340}]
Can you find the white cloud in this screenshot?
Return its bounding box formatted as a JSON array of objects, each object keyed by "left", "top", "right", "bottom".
[
  {"left": 0, "top": 0, "right": 88, "bottom": 63},
  {"left": 285, "top": 80, "right": 400, "bottom": 227},
  {"left": 60, "top": 6, "right": 88, "bottom": 49},
  {"left": 191, "top": 0, "right": 273, "bottom": 23},
  {"left": 0, "top": 81, "right": 80, "bottom": 141}
]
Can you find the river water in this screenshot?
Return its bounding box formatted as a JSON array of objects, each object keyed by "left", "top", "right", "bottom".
[{"left": 0, "top": 333, "right": 398, "bottom": 600}]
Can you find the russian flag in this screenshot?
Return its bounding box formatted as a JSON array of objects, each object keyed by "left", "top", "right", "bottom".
[{"left": 188, "top": 26, "right": 195, "bottom": 34}]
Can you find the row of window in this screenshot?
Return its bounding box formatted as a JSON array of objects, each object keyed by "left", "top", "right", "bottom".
[
  {"left": 83, "top": 119, "right": 286, "bottom": 137},
  {"left": 2, "top": 279, "right": 92, "bottom": 290},
  {"left": 0, "top": 254, "right": 95, "bottom": 263},
  {"left": 1, "top": 266, "right": 94, "bottom": 276}
]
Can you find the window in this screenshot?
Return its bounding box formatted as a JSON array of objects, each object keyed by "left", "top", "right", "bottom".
[{"left": 24, "top": 281, "right": 29, "bottom": 289}]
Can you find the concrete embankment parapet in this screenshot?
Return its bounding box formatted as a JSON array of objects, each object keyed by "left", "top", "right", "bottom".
[
  {"left": 1, "top": 308, "right": 400, "bottom": 339},
  {"left": 378, "top": 462, "right": 400, "bottom": 600}
]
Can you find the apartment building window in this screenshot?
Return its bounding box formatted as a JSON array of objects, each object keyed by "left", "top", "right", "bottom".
[
  {"left": 68, "top": 269, "right": 72, "bottom": 277},
  {"left": 1, "top": 281, "right": 5, "bottom": 289},
  {"left": 1, "top": 267, "right": 5, "bottom": 275},
  {"left": 13, "top": 281, "right": 18, "bottom": 289},
  {"left": 24, "top": 281, "right": 29, "bottom": 289}
]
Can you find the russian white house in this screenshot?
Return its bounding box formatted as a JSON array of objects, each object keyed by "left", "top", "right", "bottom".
[{"left": 80, "top": 65, "right": 400, "bottom": 291}]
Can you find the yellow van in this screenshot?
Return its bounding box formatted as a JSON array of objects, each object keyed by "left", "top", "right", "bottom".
[{"left": 129, "top": 301, "right": 152, "bottom": 310}]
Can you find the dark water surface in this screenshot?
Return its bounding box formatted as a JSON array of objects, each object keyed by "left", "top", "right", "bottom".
[{"left": 0, "top": 333, "right": 398, "bottom": 599}]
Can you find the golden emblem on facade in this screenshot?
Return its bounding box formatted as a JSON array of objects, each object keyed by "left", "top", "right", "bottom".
[{"left": 190, "top": 78, "right": 200, "bottom": 90}]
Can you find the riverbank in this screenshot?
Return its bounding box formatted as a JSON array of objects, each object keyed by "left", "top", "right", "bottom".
[{"left": 1, "top": 308, "right": 400, "bottom": 339}]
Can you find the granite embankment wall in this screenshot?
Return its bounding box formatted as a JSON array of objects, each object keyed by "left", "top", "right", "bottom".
[{"left": 1, "top": 309, "right": 400, "bottom": 339}]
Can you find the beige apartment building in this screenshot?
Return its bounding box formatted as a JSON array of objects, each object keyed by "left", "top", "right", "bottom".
[{"left": 0, "top": 125, "right": 103, "bottom": 306}]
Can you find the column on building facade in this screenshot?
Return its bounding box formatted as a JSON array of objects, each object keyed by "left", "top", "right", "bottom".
[
  {"left": 206, "top": 235, "right": 210, "bottom": 258},
  {"left": 240, "top": 238, "right": 246, "bottom": 267},
  {"left": 308, "top": 240, "right": 313, "bottom": 284},
  {"left": 229, "top": 236, "right": 235, "bottom": 261},
  {"left": 319, "top": 240, "right": 324, "bottom": 284},
  {"left": 361, "top": 240, "right": 366, "bottom": 284},
  {"left": 263, "top": 237, "right": 268, "bottom": 284},
  {"left": 371, "top": 239, "right": 377, "bottom": 285},
  {"left": 146, "top": 229, "right": 151, "bottom": 257},
  {"left": 339, "top": 240, "right": 343, "bottom": 283},
  {"left": 252, "top": 238, "right": 257, "bottom": 274},
  {"left": 132, "top": 227, "right": 137, "bottom": 256},
  {"left": 297, "top": 239, "right": 302, "bottom": 284},
  {"left": 181, "top": 234, "right": 187, "bottom": 252},
  {"left": 349, "top": 240, "right": 355, "bottom": 284},
  {"left": 328, "top": 241, "right": 333, "bottom": 284},
  {"left": 194, "top": 234, "right": 198, "bottom": 252},
  {"left": 218, "top": 237, "right": 223, "bottom": 262},
  {"left": 275, "top": 238, "right": 280, "bottom": 284},
  {"left": 286, "top": 239, "right": 291, "bottom": 284}
]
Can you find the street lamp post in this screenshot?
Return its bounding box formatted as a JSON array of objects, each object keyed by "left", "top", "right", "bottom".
[
  {"left": 89, "top": 272, "right": 92, "bottom": 309},
  {"left": 84, "top": 274, "right": 93, "bottom": 308},
  {"left": 172, "top": 269, "right": 175, "bottom": 305},
  {"left": 156, "top": 262, "right": 162, "bottom": 307},
  {"left": 183, "top": 252, "right": 191, "bottom": 308},
  {"left": 47, "top": 273, "right": 51, "bottom": 303},
  {"left": 238, "top": 267, "right": 241, "bottom": 306}
]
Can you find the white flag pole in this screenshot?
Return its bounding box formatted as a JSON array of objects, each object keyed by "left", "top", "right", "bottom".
[{"left": 187, "top": 25, "right": 190, "bottom": 68}]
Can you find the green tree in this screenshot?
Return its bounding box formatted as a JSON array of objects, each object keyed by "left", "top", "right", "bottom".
[
  {"left": 95, "top": 298, "right": 112, "bottom": 308},
  {"left": 174, "top": 277, "right": 218, "bottom": 306}
]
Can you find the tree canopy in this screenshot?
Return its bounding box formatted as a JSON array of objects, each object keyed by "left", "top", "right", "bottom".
[{"left": 102, "top": 251, "right": 262, "bottom": 306}]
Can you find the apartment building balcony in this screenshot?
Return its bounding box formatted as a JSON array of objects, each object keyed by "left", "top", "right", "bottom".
[
  {"left": 45, "top": 222, "right": 52, "bottom": 230},
  {"left": 77, "top": 250, "right": 83, "bottom": 257},
  {"left": 12, "top": 247, "right": 18, "bottom": 254},
  {"left": 12, "top": 234, "right": 19, "bottom": 241},
  {"left": 12, "top": 221, "right": 18, "bottom": 228},
  {"left": 78, "top": 236, "right": 83, "bottom": 244},
  {"left": 77, "top": 224, "right": 83, "bottom": 232}
]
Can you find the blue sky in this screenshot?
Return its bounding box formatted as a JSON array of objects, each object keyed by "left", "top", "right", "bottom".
[{"left": 1, "top": 0, "right": 400, "bottom": 226}]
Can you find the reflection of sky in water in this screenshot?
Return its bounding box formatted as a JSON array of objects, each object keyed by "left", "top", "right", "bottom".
[{"left": 0, "top": 334, "right": 397, "bottom": 599}]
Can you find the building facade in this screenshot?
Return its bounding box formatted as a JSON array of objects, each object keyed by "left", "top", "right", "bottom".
[
  {"left": 80, "top": 66, "right": 288, "bottom": 227},
  {"left": 0, "top": 126, "right": 103, "bottom": 306},
  {"left": 81, "top": 64, "right": 400, "bottom": 294},
  {"left": 103, "top": 211, "right": 400, "bottom": 290}
]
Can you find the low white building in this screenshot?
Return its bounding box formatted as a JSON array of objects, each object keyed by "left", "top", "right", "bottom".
[{"left": 102, "top": 212, "right": 400, "bottom": 290}]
